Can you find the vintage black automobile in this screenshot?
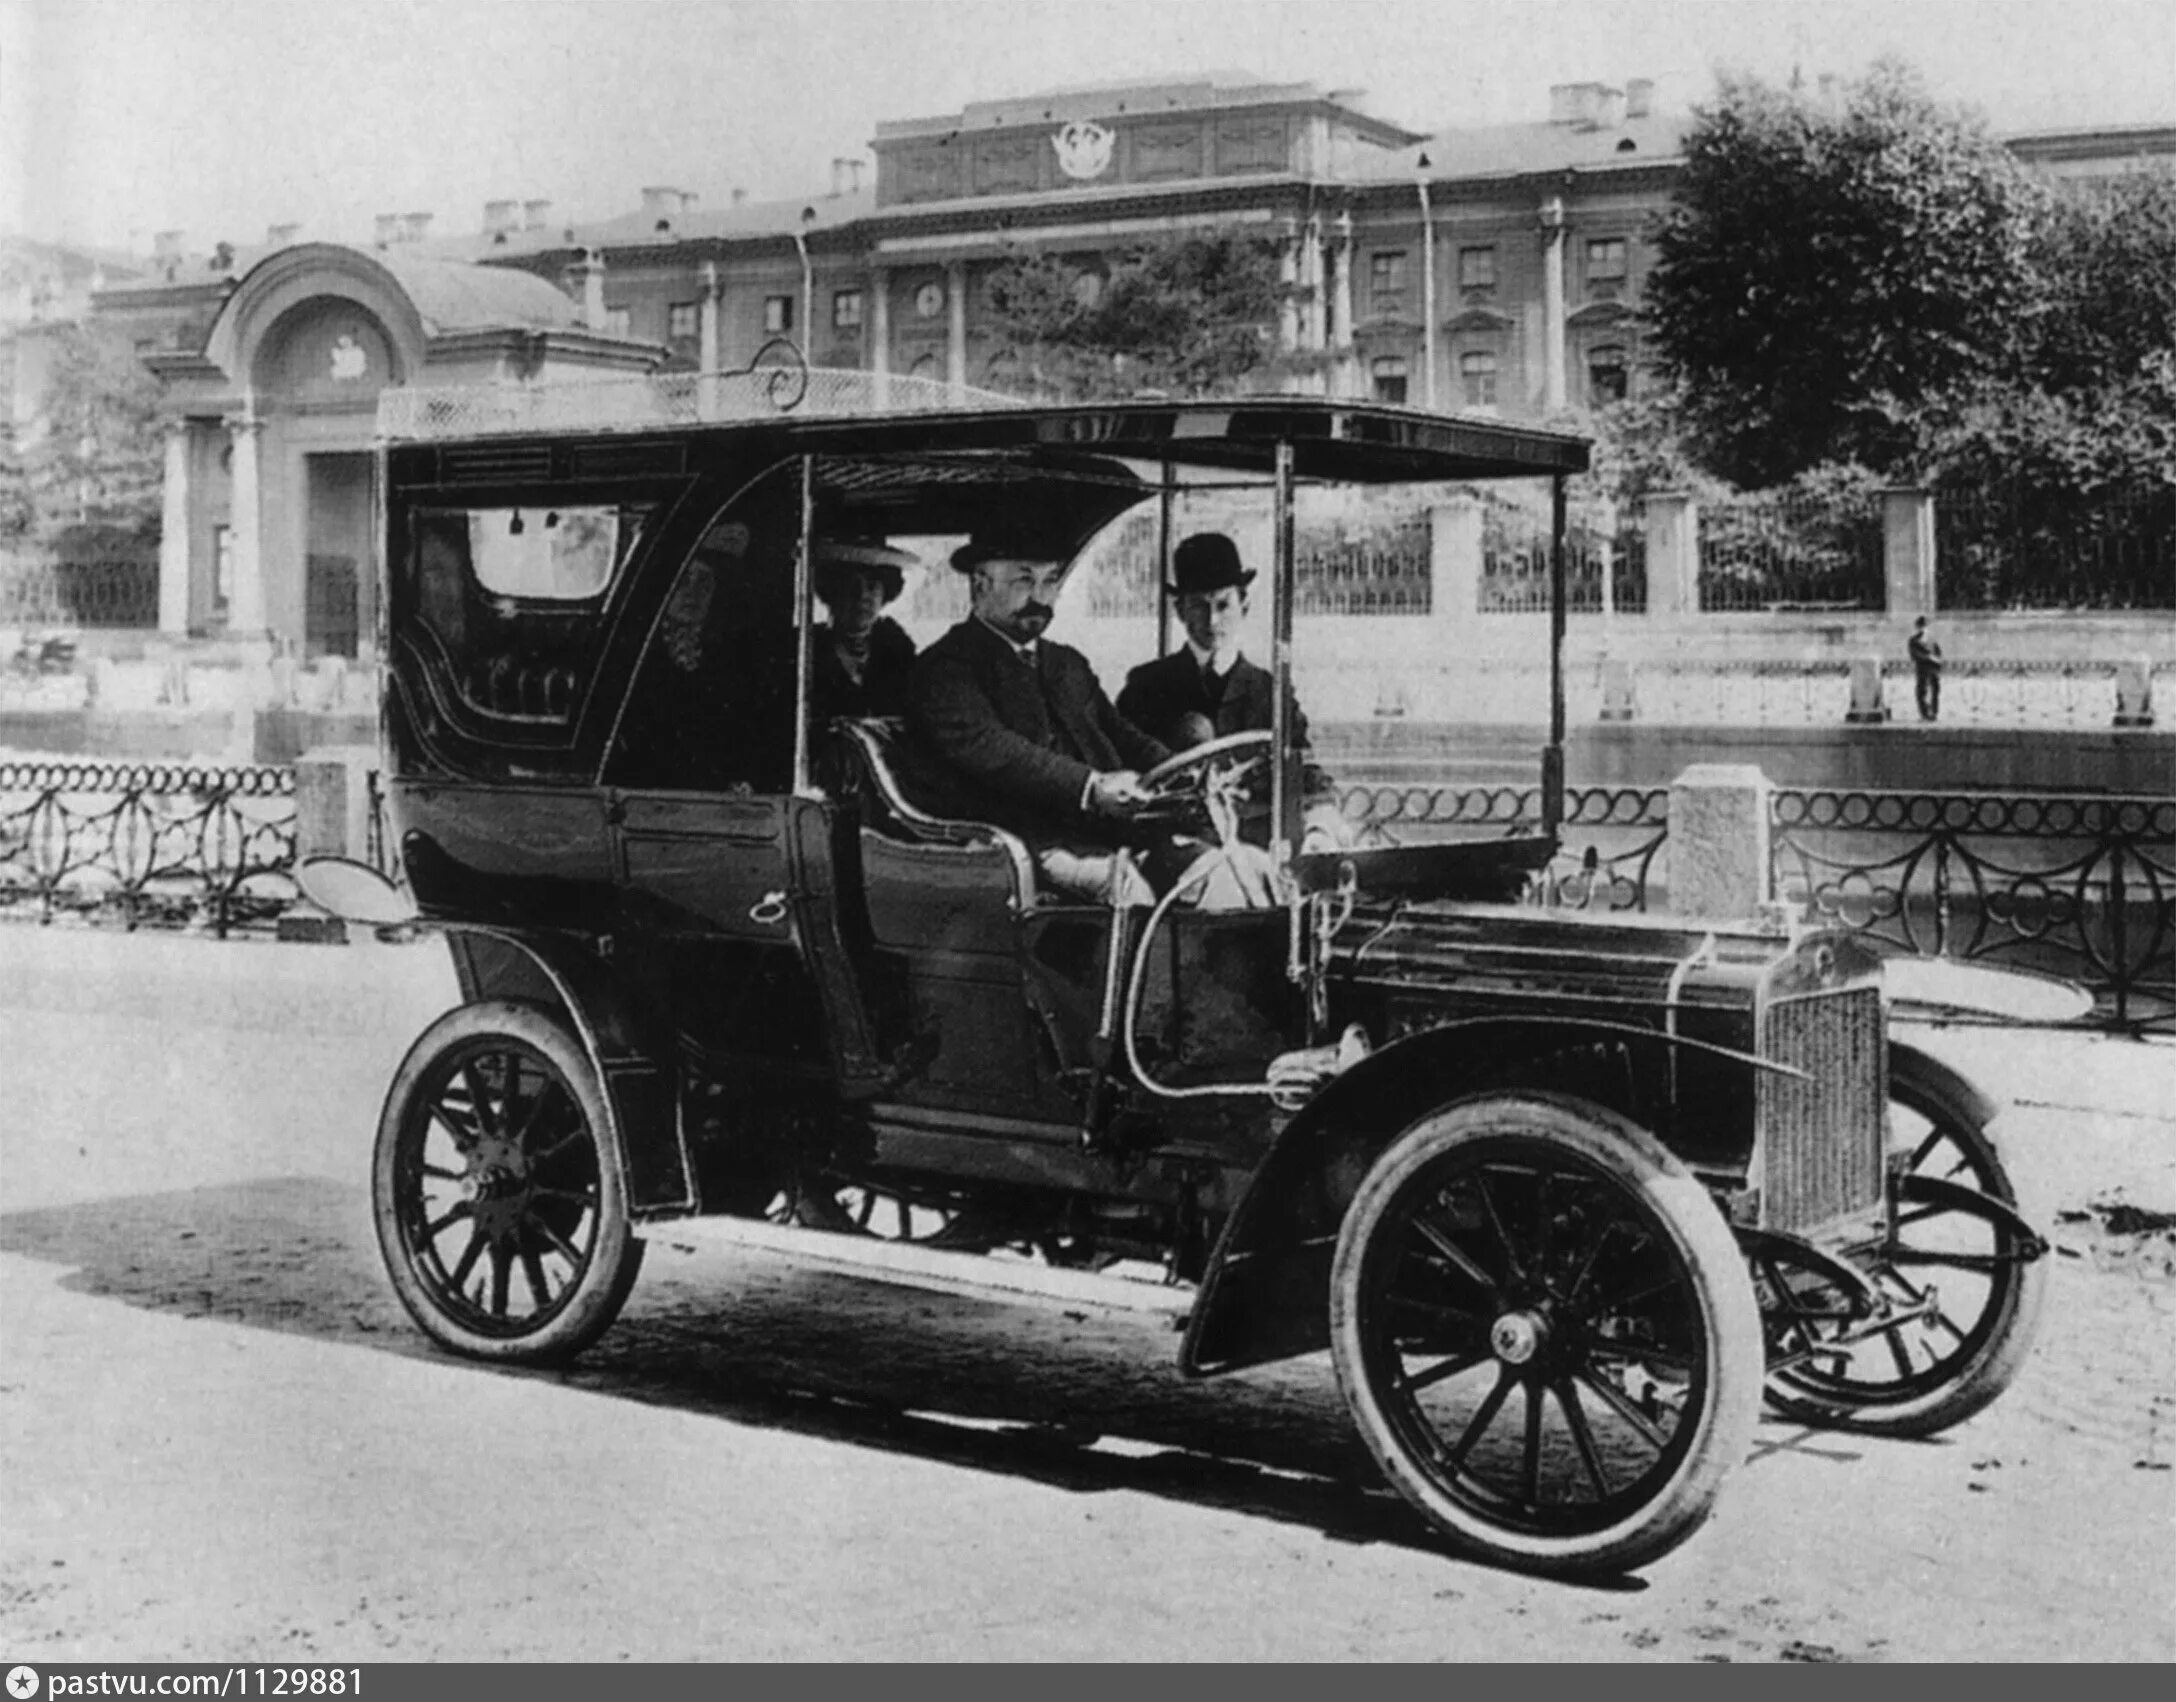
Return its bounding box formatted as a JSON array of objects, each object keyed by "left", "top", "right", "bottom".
[{"left": 306, "top": 360, "right": 2048, "bottom": 1575}]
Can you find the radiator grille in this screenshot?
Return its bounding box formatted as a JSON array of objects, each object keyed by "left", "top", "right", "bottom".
[{"left": 1756, "top": 986, "right": 1886, "bottom": 1235}]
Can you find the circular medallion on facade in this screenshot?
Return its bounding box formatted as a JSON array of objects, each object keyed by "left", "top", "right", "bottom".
[
  {"left": 1052, "top": 119, "right": 1115, "bottom": 181},
  {"left": 914, "top": 281, "right": 945, "bottom": 319}
]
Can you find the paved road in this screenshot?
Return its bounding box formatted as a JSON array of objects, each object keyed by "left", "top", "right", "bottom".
[{"left": 2, "top": 927, "right": 2171, "bottom": 1661}]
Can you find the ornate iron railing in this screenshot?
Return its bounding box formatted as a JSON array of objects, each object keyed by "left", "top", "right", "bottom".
[
  {"left": 1772, "top": 789, "right": 2175, "bottom": 1034},
  {"left": 4, "top": 756, "right": 2164, "bottom": 1032},
  {"left": 0, "top": 760, "right": 299, "bottom": 936},
  {"left": 1335, "top": 781, "right": 1670, "bottom": 912},
  {"left": 1336, "top": 777, "right": 2174, "bottom": 1032}
]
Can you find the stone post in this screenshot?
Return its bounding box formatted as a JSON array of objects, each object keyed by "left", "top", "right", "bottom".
[
  {"left": 1882, "top": 487, "right": 1936, "bottom": 617},
  {"left": 293, "top": 744, "right": 381, "bottom": 866},
  {"left": 1846, "top": 657, "right": 1890, "bottom": 723},
  {"left": 2114, "top": 657, "right": 2156, "bottom": 728},
  {"left": 1599, "top": 658, "right": 1637, "bottom": 722},
  {"left": 1428, "top": 497, "right": 1483, "bottom": 625},
  {"left": 1668, "top": 763, "right": 1773, "bottom": 923},
  {"left": 1644, "top": 491, "right": 1699, "bottom": 619}
]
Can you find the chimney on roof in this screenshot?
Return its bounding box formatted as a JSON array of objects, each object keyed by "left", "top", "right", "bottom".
[
  {"left": 374, "top": 213, "right": 401, "bottom": 247},
  {"left": 266, "top": 221, "right": 300, "bottom": 248},
  {"left": 1548, "top": 82, "right": 1623, "bottom": 129},
  {"left": 1625, "top": 78, "right": 1654, "bottom": 120},
  {"left": 483, "top": 199, "right": 521, "bottom": 238},
  {"left": 152, "top": 229, "right": 185, "bottom": 260},
  {"left": 522, "top": 198, "right": 552, "bottom": 231},
  {"left": 829, "top": 157, "right": 865, "bottom": 197},
  {"left": 640, "top": 185, "right": 691, "bottom": 225},
  {"left": 731, "top": 187, "right": 747, "bottom": 206},
  {"left": 402, "top": 211, "right": 433, "bottom": 243}
]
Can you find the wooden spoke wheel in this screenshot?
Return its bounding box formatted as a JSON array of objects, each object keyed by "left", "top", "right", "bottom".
[
  {"left": 1330, "top": 1093, "right": 1763, "bottom": 1576},
  {"left": 374, "top": 1002, "right": 642, "bottom": 1363},
  {"left": 1757, "top": 1049, "right": 2048, "bottom": 1437}
]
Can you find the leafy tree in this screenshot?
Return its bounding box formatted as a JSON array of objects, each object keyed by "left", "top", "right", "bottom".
[
  {"left": 20, "top": 321, "right": 165, "bottom": 541},
  {"left": 2024, "top": 163, "right": 2176, "bottom": 396},
  {"left": 1644, "top": 60, "right": 2041, "bottom": 487},
  {"left": 980, "top": 229, "right": 1290, "bottom": 400}
]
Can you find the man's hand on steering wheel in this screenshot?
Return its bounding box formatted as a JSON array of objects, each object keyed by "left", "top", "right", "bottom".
[
  {"left": 1085, "top": 769, "right": 1156, "bottom": 819},
  {"left": 1137, "top": 729, "right": 1273, "bottom": 848}
]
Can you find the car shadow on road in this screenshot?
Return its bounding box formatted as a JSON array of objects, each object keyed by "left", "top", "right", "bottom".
[{"left": 0, "top": 1174, "right": 1643, "bottom": 1589}]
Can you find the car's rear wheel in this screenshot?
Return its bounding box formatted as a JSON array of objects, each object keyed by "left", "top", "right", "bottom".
[
  {"left": 1329, "top": 1093, "right": 1763, "bottom": 1576},
  {"left": 374, "top": 1001, "right": 643, "bottom": 1363},
  {"left": 1757, "top": 1050, "right": 2047, "bottom": 1436}
]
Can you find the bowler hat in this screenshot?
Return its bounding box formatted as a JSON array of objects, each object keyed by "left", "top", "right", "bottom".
[
  {"left": 950, "top": 511, "right": 1075, "bottom": 573},
  {"left": 1167, "top": 532, "right": 1255, "bottom": 597},
  {"left": 813, "top": 535, "right": 915, "bottom": 604}
]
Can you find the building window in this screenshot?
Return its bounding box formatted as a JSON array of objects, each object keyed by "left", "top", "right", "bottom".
[
  {"left": 603, "top": 306, "right": 633, "bottom": 336},
  {"left": 764, "top": 294, "right": 795, "bottom": 335},
  {"left": 1370, "top": 356, "right": 1409, "bottom": 405},
  {"left": 1587, "top": 344, "right": 1630, "bottom": 405},
  {"left": 667, "top": 301, "right": 700, "bottom": 343},
  {"left": 1586, "top": 237, "right": 1628, "bottom": 283},
  {"left": 1459, "top": 350, "right": 1499, "bottom": 409},
  {"left": 213, "top": 524, "right": 234, "bottom": 611},
  {"left": 832, "top": 289, "right": 864, "bottom": 330},
  {"left": 1368, "top": 250, "right": 1408, "bottom": 306},
  {"left": 1457, "top": 246, "right": 1496, "bottom": 290}
]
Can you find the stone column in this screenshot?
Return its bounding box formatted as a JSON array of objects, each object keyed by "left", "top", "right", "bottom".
[
  {"left": 225, "top": 411, "right": 267, "bottom": 637},
  {"left": 157, "top": 421, "right": 192, "bottom": 636},
  {"left": 868, "top": 265, "right": 891, "bottom": 407},
  {"left": 1668, "top": 763, "right": 1773, "bottom": 922},
  {"left": 1330, "top": 211, "right": 1355, "bottom": 397},
  {"left": 1277, "top": 220, "right": 1301, "bottom": 353},
  {"left": 1644, "top": 491, "right": 1699, "bottom": 618},
  {"left": 697, "top": 260, "right": 721, "bottom": 418},
  {"left": 1882, "top": 487, "right": 1936, "bottom": 617},
  {"left": 1538, "top": 195, "right": 1567, "bottom": 413},
  {"left": 1301, "top": 216, "right": 1326, "bottom": 371},
  {"left": 944, "top": 261, "right": 967, "bottom": 391}
]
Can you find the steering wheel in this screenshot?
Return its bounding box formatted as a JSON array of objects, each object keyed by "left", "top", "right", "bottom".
[{"left": 1138, "top": 729, "right": 1273, "bottom": 849}]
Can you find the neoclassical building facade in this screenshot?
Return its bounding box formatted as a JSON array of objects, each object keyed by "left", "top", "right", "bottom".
[{"left": 91, "top": 73, "right": 2175, "bottom": 657}]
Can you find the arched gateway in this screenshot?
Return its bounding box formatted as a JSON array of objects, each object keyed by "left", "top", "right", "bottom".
[{"left": 148, "top": 243, "right": 659, "bottom": 656}]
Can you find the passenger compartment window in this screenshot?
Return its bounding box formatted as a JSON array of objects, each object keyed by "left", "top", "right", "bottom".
[
  {"left": 464, "top": 505, "right": 637, "bottom": 600},
  {"left": 404, "top": 501, "right": 653, "bottom": 731}
]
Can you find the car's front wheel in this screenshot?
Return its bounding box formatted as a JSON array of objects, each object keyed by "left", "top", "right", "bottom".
[{"left": 1329, "top": 1093, "right": 1763, "bottom": 1576}]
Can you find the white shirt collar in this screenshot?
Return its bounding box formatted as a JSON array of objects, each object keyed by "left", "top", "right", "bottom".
[
  {"left": 1186, "top": 638, "right": 1242, "bottom": 677},
  {"left": 974, "top": 614, "right": 1038, "bottom": 662}
]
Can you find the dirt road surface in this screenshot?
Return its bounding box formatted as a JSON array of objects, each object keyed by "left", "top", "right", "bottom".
[{"left": 3, "top": 928, "right": 2171, "bottom": 1661}]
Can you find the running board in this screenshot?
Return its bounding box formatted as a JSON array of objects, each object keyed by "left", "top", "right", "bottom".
[{"left": 645, "top": 1215, "right": 1198, "bottom": 1319}]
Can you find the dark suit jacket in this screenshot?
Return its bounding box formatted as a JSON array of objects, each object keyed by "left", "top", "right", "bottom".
[
  {"left": 1116, "top": 649, "right": 1309, "bottom": 750},
  {"left": 907, "top": 616, "right": 1169, "bottom": 847},
  {"left": 812, "top": 616, "right": 916, "bottom": 721}
]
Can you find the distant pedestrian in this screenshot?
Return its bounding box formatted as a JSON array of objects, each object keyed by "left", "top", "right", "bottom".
[{"left": 1908, "top": 616, "right": 1944, "bottom": 722}]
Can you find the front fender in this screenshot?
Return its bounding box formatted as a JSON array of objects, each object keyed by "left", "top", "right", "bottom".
[
  {"left": 430, "top": 924, "right": 694, "bottom": 1222},
  {"left": 1179, "top": 1014, "right": 1788, "bottom": 1377}
]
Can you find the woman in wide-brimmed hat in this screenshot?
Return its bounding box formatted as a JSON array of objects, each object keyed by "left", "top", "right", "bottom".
[{"left": 811, "top": 535, "right": 921, "bottom": 720}]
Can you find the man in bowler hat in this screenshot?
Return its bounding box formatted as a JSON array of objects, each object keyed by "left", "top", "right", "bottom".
[
  {"left": 1117, "top": 531, "right": 1308, "bottom": 753},
  {"left": 906, "top": 511, "right": 1173, "bottom": 904}
]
